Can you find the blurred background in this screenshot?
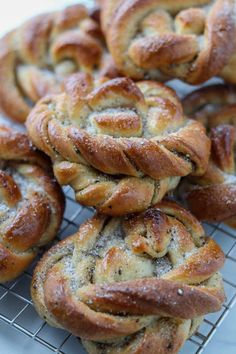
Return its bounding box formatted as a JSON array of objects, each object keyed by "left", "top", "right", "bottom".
[{"left": 0, "top": 0, "right": 93, "bottom": 35}]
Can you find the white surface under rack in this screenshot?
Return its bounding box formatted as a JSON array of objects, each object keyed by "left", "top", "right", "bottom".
[{"left": 0, "top": 1, "right": 236, "bottom": 354}]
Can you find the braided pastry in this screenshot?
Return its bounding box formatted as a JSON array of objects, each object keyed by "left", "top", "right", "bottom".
[
  {"left": 31, "top": 200, "right": 225, "bottom": 354},
  {"left": 0, "top": 4, "right": 119, "bottom": 123},
  {"left": 182, "top": 84, "right": 236, "bottom": 227},
  {"left": 26, "top": 73, "right": 210, "bottom": 215},
  {"left": 100, "top": 0, "right": 236, "bottom": 84},
  {"left": 0, "top": 125, "right": 64, "bottom": 282}
]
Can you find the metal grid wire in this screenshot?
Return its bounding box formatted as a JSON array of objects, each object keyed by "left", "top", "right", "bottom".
[
  {"left": 0, "top": 15, "right": 234, "bottom": 351},
  {"left": 0, "top": 0, "right": 235, "bottom": 352},
  {"left": 0, "top": 186, "right": 236, "bottom": 354}
]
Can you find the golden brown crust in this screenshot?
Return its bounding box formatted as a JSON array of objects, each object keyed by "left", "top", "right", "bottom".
[
  {"left": 182, "top": 84, "right": 236, "bottom": 127},
  {"left": 0, "top": 4, "right": 120, "bottom": 122},
  {"left": 31, "top": 200, "right": 225, "bottom": 354},
  {"left": 100, "top": 0, "right": 236, "bottom": 84},
  {"left": 0, "top": 125, "right": 64, "bottom": 282},
  {"left": 26, "top": 74, "right": 210, "bottom": 215},
  {"left": 182, "top": 84, "right": 236, "bottom": 227}
]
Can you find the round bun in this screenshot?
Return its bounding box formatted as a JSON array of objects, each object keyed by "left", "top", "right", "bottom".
[
  {"left": 0, "top": 125, "right": 64, "bottom": 282},
  {"left": 31, "top": 200, "right": 225, "bottom": 354},
  {"left": 0, "top": 4, "right": 119, "bottom": 122},
  {"left": 100, "top": 0, "right": 236, "bottom": 84},
  {"left": 182, "top": 84, "right": 236, "bottom": 227},
  {"left": 26, "top": 73, "right": 210, "bottom": 215}
]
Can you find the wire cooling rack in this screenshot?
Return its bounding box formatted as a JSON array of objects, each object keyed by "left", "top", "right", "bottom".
[
  {"left": 0, "top": 186, "right": 236, "bottom": 354},
  {"left": 0, "top": 1, "right": 236, "bottom": 352}
]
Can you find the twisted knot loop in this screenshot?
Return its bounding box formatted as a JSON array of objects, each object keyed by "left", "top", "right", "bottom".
[
  {"left": 26, "top": 74, "right": 210, "bottom": 215},
  {"left": 0, "top": 125, "right": 64, "bottom": 282},
  {"left": 101, "top": 0, "right": 236, "bottom": 84},
  {"left": 0, "top": 4, "right": 118, "bottom": 122},
  {"left": 32, "top": 200, "right": 225, "bottom": 354},
  {"left": 182, "top": 84, "right": 236, "bottom": 227}
]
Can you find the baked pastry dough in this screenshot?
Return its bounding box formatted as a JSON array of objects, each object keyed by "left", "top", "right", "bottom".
[
  {"left": 26, "top": 73, "right": 210, "bottom": 215},
  {"left": 182, "top": 84, "right": 236, "bottom": 227},
  {"left": 31, "top": 200, "right": 225, "bottom": 354},
  {"left": 0, "top": 4, "right": 118, "bottom": 122},
  {"left": 100, "top": 0, "right": 236, "bottom": 84},
  {"left": 0, "top": 125, "right": 64, "bottom": 282}
]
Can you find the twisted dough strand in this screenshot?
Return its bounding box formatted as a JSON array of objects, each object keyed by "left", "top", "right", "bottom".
[
  {"left": 0, "top": 125, "right": 64, "bottom": 282},
  {"left": 26, "top": 73, "right": 210, "bottom": 215},
  {"left": 0, "top": 4, "right": 119, "bottom": 122},
  {"left": 100, "top": 0, "right": 236, "bottom": 84},
  {"left": 182, "top": 84, "right": 236, "bottom": 227},
  {"left": 31, "top": 200, "right": 225, "bottom": 354}
]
